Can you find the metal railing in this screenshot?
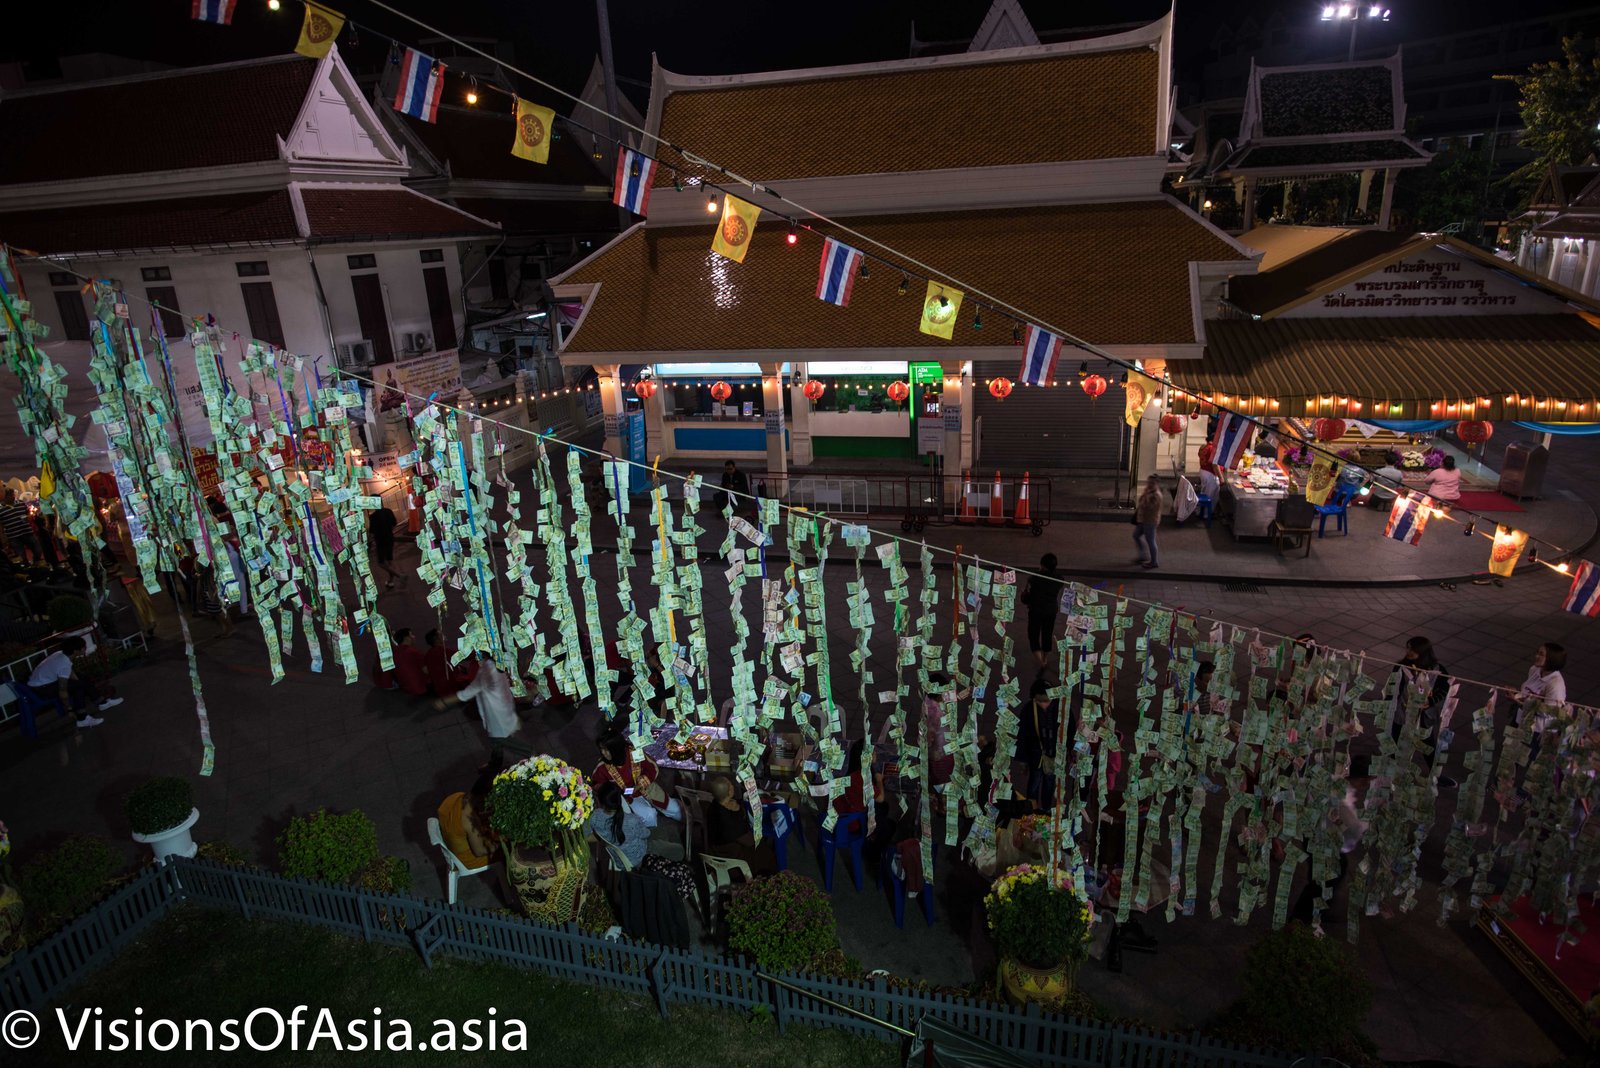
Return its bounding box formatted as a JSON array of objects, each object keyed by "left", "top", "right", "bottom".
[
  {"left": 0, "top": 624, "right": 147, "bottom": 728},
  {"left": 0, "top": 858, "right": 1307, "bottom": 1067}
]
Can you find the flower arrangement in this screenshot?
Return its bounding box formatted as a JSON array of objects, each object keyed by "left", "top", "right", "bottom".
[
  {"left": 1398, "top": 447, "right": 1445, "bottom": 471},
  {"left": 985, "top": 864, "right": 1094, "bottom": 970},
  {"left": 489, "top": 755, "right": 593, "bottom": 848},
  {"left": 726, "top": 871, "right": 840, "bottom": 973}
]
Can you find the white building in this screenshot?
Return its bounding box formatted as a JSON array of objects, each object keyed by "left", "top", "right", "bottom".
[{"left": 0, "top": 47, "right": 498, "bottom": 465}]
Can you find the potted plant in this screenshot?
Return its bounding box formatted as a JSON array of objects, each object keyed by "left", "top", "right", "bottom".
[
  {"left": 488, "top": 755, "right": 593, "bottom": 923},
  {"left": 0, "top": 821, "right": 21, "bottom": 967},
  {"left": 125, "top": 776, "right": 199, "bottom": 863},
  {"left": 725, "top": 871, "right": 840, "bottom": 973},
  {"left": 986, "top": 864, "right": 1094, "bottom": 1006}
]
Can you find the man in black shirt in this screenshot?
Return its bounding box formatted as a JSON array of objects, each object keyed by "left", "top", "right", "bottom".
[
  {"left": 1022, "top": 553, "right": 1063, "bottom": 670},
  {"left": 716, "top": 459, "right": 750, "bottom": 515},
  {"left": 368, "top": 505, "right": 401, "bottom": 590},
  {"left": 1016, "top": 678, "right": 1060, "bottom": 811}
]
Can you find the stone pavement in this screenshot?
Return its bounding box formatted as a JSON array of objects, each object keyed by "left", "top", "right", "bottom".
[{"left": 4, "top": 434, "right": 1600, "bottom": 1065}]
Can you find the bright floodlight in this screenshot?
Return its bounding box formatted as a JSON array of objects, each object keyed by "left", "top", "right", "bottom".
[{"left": 1321, "top": 4, "right": 1336, "bottom": 17}]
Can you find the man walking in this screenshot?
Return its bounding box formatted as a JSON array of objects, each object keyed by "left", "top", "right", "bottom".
[
  {"left": 368, "top": 504, "right": 401, "bottom": 590},
  {"left": 1133, "top": 474, "right": 1165, "bottom": 570}
]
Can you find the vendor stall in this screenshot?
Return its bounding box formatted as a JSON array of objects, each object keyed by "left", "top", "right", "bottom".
[{"left": 1218, "top": 459, "right": 1296, "bottom": 539}]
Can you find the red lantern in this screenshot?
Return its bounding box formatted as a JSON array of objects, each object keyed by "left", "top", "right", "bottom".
[
  {"left": 1159, "top": 413, "right": 1186, "bottom": 437},
  {"left": 709, "top": 380, "right": 732, "bottom": 403},
  {"left": 1456, "top": 420, "right": 1493, "bottom": 445},
  {"left": 886, "top": 380, "right": 910, "bottom": 403},
  {"left": 802, "top": 379, "right": 826, "bottom": 402},
  {"left": 633, "top": 379, "right": 657, "bottom": 401},
  {"left": 988, "top": 378, "right": 1013, "bottom": 400},
  {"left": 1081, "top": 374, "right": 1107, "bottom": 399},
  {"left": 1312, "top": 418, "right": 1346, "bottom": 442}
]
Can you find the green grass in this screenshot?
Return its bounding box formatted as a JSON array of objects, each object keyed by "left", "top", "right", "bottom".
[{"left": 38, "top": 908, "right": 902, "bottom": 1067}]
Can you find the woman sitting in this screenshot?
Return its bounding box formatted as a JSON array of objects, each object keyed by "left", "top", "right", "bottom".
[
  {"left": 589, "top": 781, "right": 696, "bottom": 899},
  {"left": 703, "top": 776, "right": 778, "bottom": 875},
  {"left": 591, "top": 730, "right": 681, "bottom": 823},
  {"left": 437, "top": 761, "right": 500, "bottom": 871}
]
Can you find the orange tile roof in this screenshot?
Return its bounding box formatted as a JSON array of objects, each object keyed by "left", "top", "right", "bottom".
[
  {"left": 650, "top": 47, "right": 1159, "bottom": 185},
  {"left": 556, "top": 200, "right": 1241, "bottom": 355}
]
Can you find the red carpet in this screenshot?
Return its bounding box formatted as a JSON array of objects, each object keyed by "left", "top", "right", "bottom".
[
  {"left": 1454, "top": 490, "right": 1526, "bottom": 512},
  {"left": 1479, "top": 895, "right": 1600, "bottom": 1038}
]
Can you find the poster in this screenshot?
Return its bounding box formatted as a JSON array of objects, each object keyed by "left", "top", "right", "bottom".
[{"left": 372, "top": 349, "right": 462, "bottom": 451}]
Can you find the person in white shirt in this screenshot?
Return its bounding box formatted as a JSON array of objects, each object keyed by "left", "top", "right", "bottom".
[
  {"left": 1516, "top": 642, "right": 1568, "bottom": 732},
  {"left": 437, "top": 653, "right": 520, "bottom": 739},
  {"left": 1423, "top": 455, "right": 1462, "bottom": 503},
  {"left": 27, "top": 636, "right": 123, "bottom": 728}
]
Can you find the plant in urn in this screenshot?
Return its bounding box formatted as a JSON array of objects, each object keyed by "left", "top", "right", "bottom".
[{"left": 489, "top": 756, "right": 593, "bottom": 923}]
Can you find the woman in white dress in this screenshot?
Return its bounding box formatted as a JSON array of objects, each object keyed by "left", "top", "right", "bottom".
[{"left": 437, "top": 654, "right": 521, "bottom": 739}]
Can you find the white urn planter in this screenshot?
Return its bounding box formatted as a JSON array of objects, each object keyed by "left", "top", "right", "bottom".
[{"left": 132, "top": 808, "right": 200, "bottom": 864}]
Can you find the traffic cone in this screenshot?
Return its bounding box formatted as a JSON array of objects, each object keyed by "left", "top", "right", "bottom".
[
  {"left": 988, "top": 471, "right": 1005, "bottom": 525},
  {"left": 1014, "top": 471, "right": 1031, "bottom": 527},
  {"left": 957, "top": 470, "right": 975, "bottom": 523}
]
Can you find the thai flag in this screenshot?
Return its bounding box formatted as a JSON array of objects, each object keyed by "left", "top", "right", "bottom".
[
  {"left": 393, "top": 49, "right": 445, "bottom": 124},
  {"left": 191, "top": 0, "right": 236, "bottom": 23},
  {"left": 1562, "top": 560, "right": 1600, "bottom": 617},
  {"left": 1384, "top": 492, "right": 1430, "bottom": 546},
  {"left": 1017, "top": 325, "right": 1062, "bottom": 386},
  {"left": 815, "top": 238, "right": 863, "bottom": 307},
  {"left": 1208, "top": 413, "right": 1254, "bottom": 470},
  {"left": 613, "top": 149, "right": 657, "bottom": 216}
]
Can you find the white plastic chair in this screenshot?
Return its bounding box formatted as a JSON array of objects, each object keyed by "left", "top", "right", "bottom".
[
  {"left": 426, "top": 817, "right": 490, "bottom": 904},
  {"left": 604, "top": 840, "right": 634, "bottom": 872},
  {"left": 701, "top": 854, "right": 752, "bottom": 929}
]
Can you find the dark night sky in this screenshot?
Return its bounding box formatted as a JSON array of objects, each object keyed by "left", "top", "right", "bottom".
[{"left": 1, "top": 0, "right": 1584, "bottom": 102}]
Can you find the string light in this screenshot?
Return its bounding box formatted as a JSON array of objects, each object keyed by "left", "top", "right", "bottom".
[
  {"left": 786, "top": 227, "right": 798, "bottom": 246},
  {"left": 897, "top": 276, "right": 909, "bottom": 296},
  {"left": 466, "top": 76, "right": 479, "bottom": 106},
  {"left": 705, "top": 193, "right": 719, "bottom": 214},
  {"left": 1077, "top": 361, "right": 1088, "bottom": 379},
  {"left": 267, "top": 0, "right": 280, "bottom": 9}
]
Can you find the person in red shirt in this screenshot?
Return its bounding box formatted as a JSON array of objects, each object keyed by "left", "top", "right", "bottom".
[
  {"left": 592, "top": 731, "right": 680, "bottom": 823},
  {"left": 373, "top": 628, "right": 429, "bottom": 696},
  {"left": 423, "top": 628, "right": 472, "bottom": 698}
]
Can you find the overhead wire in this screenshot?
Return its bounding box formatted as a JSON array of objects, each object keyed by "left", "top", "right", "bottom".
[{"left": 289, "top": 0, "right": 1585, "bottom": 564}]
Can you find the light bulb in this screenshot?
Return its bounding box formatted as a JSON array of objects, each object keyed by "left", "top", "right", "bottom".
[
  {"left": 268, "top": 0, "right": 281, "bottom": 9},
  {"left": 706, "top": 195, "right": 719, "bottom": 214},
  {"left": 786, "top": 229, "right": 798, "bottom": 246},
  {"left": 466, "top": 89, "right": 478, "bottom": 105}
]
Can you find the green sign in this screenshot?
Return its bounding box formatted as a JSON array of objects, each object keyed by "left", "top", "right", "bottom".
[{"left": 910, "top": 361, "right": 943, "bottom": 386}]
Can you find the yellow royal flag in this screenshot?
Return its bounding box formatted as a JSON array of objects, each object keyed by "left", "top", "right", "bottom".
[
  {"left": 1489, "top": 524, "right": 1527, "bottom": 577},
  {"left": 511, "top": 98, "right": 555, "bottom": 163},
  {"left": 919, "top": 281, "right": 963, "bottom": 340},
  {"left": 710, "top": 195, "right": 761, "bottom": 263},
  {"left": 38, "top": 459, "right": 55, "bottom": 499},
  {"left": 1124, "top": 370, "right": 1158, "bottom": 428},
  {"left": 295, "top": 2, "right": 345, "bottom": 59},
  {"left": 1304, "top": 454, "right": 1338, "bottom": 506}
]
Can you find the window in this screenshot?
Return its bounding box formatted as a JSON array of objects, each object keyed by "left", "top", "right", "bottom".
[
  {"left": 145, "top": 285, "right": 184, "bottom": 339},
  {"left": 140, "top": 266, "right": 172, "bottom": 282},
  {"left": 347, "top": 253, "right": 377, "bottom": 270},
  {"left": 53, "top": 291, "right": 90, "bottom": 342},
  {"left": 349, "top": 273, "right": 394, "bottom": 363},
  {"left": 422, "top": 266, "right": 457, "bottom": 350},
  {"left": 420, "top": 248, "right": 444, "bottom": 263},
  {"left": 239, "top": 281, "right": 286, "bottom": 348},
  {"left": 236, "top": 261, "right": 270, "bottom": 277},
  {"left": 48, "top": 271, "right": 77, "bottom": 287}
]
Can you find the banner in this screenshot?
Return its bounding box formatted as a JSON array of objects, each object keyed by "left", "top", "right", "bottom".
[
  {"left": 1488, "top": 524, "right": 1527, "bottom": 577},
  {"left": 1123, "top": 370, "right": 1158, "bottom": 428}
]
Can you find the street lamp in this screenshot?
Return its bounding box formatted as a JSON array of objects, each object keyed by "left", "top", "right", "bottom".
[{"left": 1321, "top": 4, "right": 1391, "bottom": 62}]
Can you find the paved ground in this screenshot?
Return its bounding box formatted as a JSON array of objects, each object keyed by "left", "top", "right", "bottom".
[{"left": 5, "top": 430, "right": 1600, "bottom": 1066}]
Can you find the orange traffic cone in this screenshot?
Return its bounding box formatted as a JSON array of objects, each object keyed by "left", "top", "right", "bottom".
[
  {"left": 957, "top": 470, "right": 975, "bottom": 523},
  {"left": 1014, "top": 471, "right": 1031, "bottom": 526},
  {"left": 988, "top": 471, "right": 1005, "bottom": 525}
]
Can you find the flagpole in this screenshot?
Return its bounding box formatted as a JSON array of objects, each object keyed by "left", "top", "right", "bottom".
[{"left": 595, "top": 0, "right": 632, "bottom": 233}]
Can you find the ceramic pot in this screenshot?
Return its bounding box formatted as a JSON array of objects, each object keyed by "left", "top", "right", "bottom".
[
  {"left": 505, "top": 830, "right": 587, "bottom": 923},
  {"left": 131, "top": 808, "right": 200, "bottom": 864},
  {"left": 998, "top": 955, "right": 1071, "bottom": 1006}
]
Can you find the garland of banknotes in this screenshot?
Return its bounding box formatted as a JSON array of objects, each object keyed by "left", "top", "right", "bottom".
[{"left": 1, "top": 254, "right": 1595, "bottom": 946}]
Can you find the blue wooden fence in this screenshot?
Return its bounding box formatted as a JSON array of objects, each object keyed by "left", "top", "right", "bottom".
[{"left": 0, "top": 858, "right": 1306, "bottom": 1067}]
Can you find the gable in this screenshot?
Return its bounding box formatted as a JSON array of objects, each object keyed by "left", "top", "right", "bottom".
[
  {"left": 284, "top": 52, "right": 405, "bottom": 167},
  {"left": 1277, "top": 250, "right": 1572, "bottom": 318}
]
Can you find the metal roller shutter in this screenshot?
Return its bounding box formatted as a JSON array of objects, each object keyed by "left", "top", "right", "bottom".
[{"left": 972, "top": 361, "right": 1128, "bottom": 472}]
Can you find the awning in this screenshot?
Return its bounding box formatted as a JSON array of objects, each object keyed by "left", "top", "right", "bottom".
[{"left": 1170, "top": 315, "right": 1600, "bottom": 421}]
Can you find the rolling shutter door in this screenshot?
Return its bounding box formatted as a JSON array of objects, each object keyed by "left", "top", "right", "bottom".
[{"left": 972, "top": 360, "right": 1127, "bottom": 472}]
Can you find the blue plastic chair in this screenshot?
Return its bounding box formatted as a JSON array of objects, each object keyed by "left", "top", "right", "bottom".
[
  {"left": 1314, "top": 485, "right": 1357, "bottom": 537},
  {"left": 761, "top": 801, "right": 798, "bottom": 872},
  {"left": 818, "top": 811, "right": 866, "bottom": 892},
  {"left": 878, "top": 845, "right": 935, "bottom": 928},
  {"left": 8, "top": 681, "right": 68, "bottom": 740},
  {"left": 1195, "top": 494, "right": 1214, "bottom": 529}
]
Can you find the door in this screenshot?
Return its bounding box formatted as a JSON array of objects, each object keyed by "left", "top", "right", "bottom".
[
  {"left": 350, "top": 273, "right": 394, "bottom": 363},
  {"left": 422, "top": 266, "right": 457, "bottom": 350},
  {"left": 971, "top": 360, "right": 1126, "bottom": 472}
]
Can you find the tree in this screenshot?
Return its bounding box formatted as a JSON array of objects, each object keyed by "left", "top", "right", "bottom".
[
  {"left": 1497, "top": 35, "right": 1600, "bottom": 192},
  {"left": 1393, "top": 147, "right": 1495, "bottom": 236}
]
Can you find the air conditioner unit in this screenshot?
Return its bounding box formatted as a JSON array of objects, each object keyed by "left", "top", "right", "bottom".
[
  {"left": 337, "top": 339, "right": 375, "bottom": 366},
  {"left": 404, "top": 331, "right": 432, "bottom": 353}
]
